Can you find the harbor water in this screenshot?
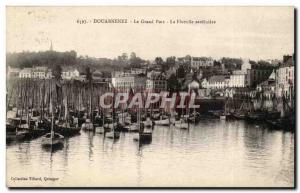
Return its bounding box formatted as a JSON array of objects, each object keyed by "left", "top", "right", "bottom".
[{"left": 7, "top": 120, "right": 294, "bottom": 187}]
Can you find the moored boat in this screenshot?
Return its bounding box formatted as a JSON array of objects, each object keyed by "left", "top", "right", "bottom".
[
  {"left": 154, "top": 116, "right": 170, "bottom": 126},
  {"left": 174, "top": 119, "right": 189, "bottom": 130},
  {"left": 81, "top": 119, "right": 94, "bottom": 131},
  {"left": 41, "top": 132, "right": 64, "bottom": 147}
]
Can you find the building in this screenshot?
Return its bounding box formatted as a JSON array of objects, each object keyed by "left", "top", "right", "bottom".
[
  {"left": 146, "top": 71, "right": 167, "bottom": 93},
  {"left": 7, "top": 66, "right": 20, "bottom": 78},
  {"left": 191, "top": 57, "right": 214, "bottom": 69},
  {"left": 204, "top": 75, "right": 229, "bottom": 89},
  {"left": 32, "top": 66, "right": 52, "bottom": 79},
  {"left": 228, "top": 74, "right": 247, "bottom": 88},
  {"left": 112, "top": 74, "right": 146, "bottom": 91},
  {"left": 233, "top": 59, "right": 274, "bottom": 88},
  {"left": 18, "top": 67, "right": 53, "bottom": 79},
  {"left": 275, "top": 57, "right": 294, "bottom": 98},
  {"left": 113, "top": 68, "right": 146, "bottom": 78},
  {"left": 62, "top": 67, "right": 80, "bottom": 80},
  {"left": 177, "top": 57, "right": 191, "bottom": 65},
  {"left": 92, "top": 70, "right": 111, "bottom": 83},
  {"left": 19, "top": 68, "right": 32, "bottom": 78},
  {"left": 256, "top": 72, "right": 276, "bottom": 99}
]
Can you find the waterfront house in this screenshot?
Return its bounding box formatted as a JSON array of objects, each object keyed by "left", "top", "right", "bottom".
[
  {"left": 146, "top": 70, "right": 167, "bottom": 93},
  {"left": 275, "top": 56, "right": 294, "bottom": 98},
  {"left": 112, "top": 72, "right": 146, "bottom": 91},
  {"left": 205, "top": 75, "right": 229, "bottom": 90},
  {"left": 32, "top": 66, "right": 50, "bottom": 79},
  {"left": 7, "top": 66, "right": 21, "bottom": 78},
  {"left": 62, "top": 67, "right": 80, "bottom": 80},
  {"left": 228, "top": 74, "right": 247, "bottom": 88},
  {"left": 19, "top": 68, "right": 32, "bottom": 78}
]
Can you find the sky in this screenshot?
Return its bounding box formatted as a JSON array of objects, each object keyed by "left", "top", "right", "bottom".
[{"left": 6, "top": 6, "right": 294, "bottom": 60}]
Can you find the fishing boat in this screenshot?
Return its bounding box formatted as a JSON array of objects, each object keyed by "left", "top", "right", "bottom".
[
  {"left": 55, "top": 122, "right": 81, "bottom": 136},
  {"left": 133, "top": 108, "right": 152, "bottom": 142},
  {"left": 143, "top": 117, "right": 153, "bottom": 128},
  {"left": 41, "top": 115, "right": 64, "bottom": 147},
  {"left": 174, "top": 118, "right": 189, "bottom": 130},
  {"left": 105, "top": 129, "right": 120, "bottom": 139},
  {"left": 231, "top": 111, "right": 247, "bottom": 120},
  {"left": 7, "top": 129, "right": 28, "bottom": 142},
  {"left": 41, "top": 79, "right": 65, "bottom": 147},
  {"left": 124, "top": 116, "right": 132, "bottom": 125},
  {"left": 220, "top": 115, "right": 226, "bottom": 120},
  {"left": 95, "top": 114, "right": 105, "bottom": 134},
  {"left": 95, "top": 126, "right": 105, "bottom": 134},
  {"left": 246, "top": 111, "right": 265, "bottom": 122},
  {"left": 81, "top": 119, "right": 94, "bottom": 131},
  {"left": 104, "top": 122, "right": 117, "bottom": 131},
  {"left": 133, "top": 129, "right": 152, "bottom": 142},
  {"left": 6, "top": 118, "right": 29, "bottom": 142},
  {"left": 105, "top": 103, "right": 120, "bottom": 139},
  {"left": 264, "top": 110, "right": 280, "bottom": 120},
  {"left": 128, "top": 123, "right": 140, "bottom": 132},
  {"left": 41, "top": 132, "right": 64, "bottom": 147},
  {"left": 154, "top": 116, "right": 170, "bottom": 126}
]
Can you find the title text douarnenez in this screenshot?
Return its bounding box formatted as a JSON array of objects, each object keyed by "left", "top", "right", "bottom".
[{"left": 94, "top": 19, "right": 128, "bottom": 23}]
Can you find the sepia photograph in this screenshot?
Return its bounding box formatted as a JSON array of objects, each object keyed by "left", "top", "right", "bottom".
[{"left": 5, "top": 6, "right": 295, "bottom": 188}]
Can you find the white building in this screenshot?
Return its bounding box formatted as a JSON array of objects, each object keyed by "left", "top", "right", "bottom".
[
  {"left": 276, "top": 63, "right": 294, "bottom": 98},
  {"left": 146, "top": 71, "right": 167, "bottom": 92},
  {"left": 32, "top": 66, "right": 52, "bottom": 79},
  {"left": 19, "top": 68, "right": 32, "bottom": 78},
  {"left": 228, "top": 74, "right": 247, "bottom": 88},
  {"left": 62, "top": 67, "right": 80, "bottom": 80},
  {"left": 191, "top": 57, "right": 214, "bottom": 69},
  {"left": 112, "top": 75, "right": 146, "bottom": 91},
  {"left": 204, "top": 75, "right": 229, "bottom": 89},
  {"left": 113, "top": 68, "right": 146, "bottom": 78},
  {"left": 7, "top": 66, "right": 20, "bottom": 78}
]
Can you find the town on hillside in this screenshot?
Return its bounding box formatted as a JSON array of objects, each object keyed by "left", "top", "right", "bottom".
[{"left": 6, "top": 47, "right": 295, "bottom": 146}]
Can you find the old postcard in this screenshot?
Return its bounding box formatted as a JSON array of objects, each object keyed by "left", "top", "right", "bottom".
[{"left": 6, "top": 6, "right": 295, "bottom": 188}]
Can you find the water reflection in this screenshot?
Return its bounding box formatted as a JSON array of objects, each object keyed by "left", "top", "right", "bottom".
[{"left": 6, "top": 120, "right": 294, "bottom": 187}]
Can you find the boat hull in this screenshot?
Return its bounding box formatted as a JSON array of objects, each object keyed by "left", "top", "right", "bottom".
[{"left": 41, "top": 133, "right": 64, "bottom": 147}]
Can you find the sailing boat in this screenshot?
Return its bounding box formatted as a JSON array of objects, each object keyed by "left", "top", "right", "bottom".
[
  {"left": 134, "top": 86, "right": 152, "bottom": 142},
  {"left": 41, "top": 122, "right": 64, "bottom": 147},
  {"left": 106, "top": 88, "right": 120, "bottom": 139},
  {"left": 41, "top": 80, "right": 64, "bottom": 147},
  {"left": 133, "top": 107, "right": 152, "bottom": 142},
  {"left": 143, "top": 117, "right": 153, "bottom": 128},
  {"left": 95, "top": 109, "right": 105, "bottom": 134},
  {"left": 231, "top": 99, "right": 247, "bottom": 120},
  {"left": 174, "top": 117, "right": 189, "bottom": 130},
  {"left": 220, "top": 98, "right": 227, "bottom": 120},
  {"left": 174, "top": 107, "right": 189, "bottom": 130},
  {"left": 154, "top": 113, "right": 170, "bottom": 126},
  {"left": 105, "top": 118, "right": 120, "bottom": 139}
]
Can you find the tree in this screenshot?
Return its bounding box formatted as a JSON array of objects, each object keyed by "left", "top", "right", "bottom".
[
  {"left": 129, "top": 52, "right": 143, "bottom": 68},
  {"left": 155, "top": 57, "right": 163, "bottom": 66},
  {"left": 185, "top": 55, "right": 191, "bottom": 61},
  {"left": 164, "top": 56, "right": 176, "bottom": 71},
  {"left": 130, "top": 52, "right": 136, "bottom": 61},
  {"left": 121, "top": 53, "right": 128, "bottom": 61}
]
